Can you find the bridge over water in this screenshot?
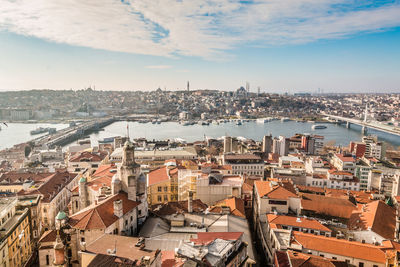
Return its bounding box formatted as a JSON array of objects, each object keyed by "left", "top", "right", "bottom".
[{"left": 324, "top": 114, "right": 400, "bottom": 137}]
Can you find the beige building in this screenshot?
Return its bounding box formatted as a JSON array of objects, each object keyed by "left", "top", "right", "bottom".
[
  {"left": 0, "top": 198, "right": 33, "bottom": 267},
  {"left": 80, "top": 234, "right": 161, "bottom": 267}
]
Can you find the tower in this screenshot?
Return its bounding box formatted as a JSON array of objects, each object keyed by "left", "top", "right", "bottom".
[
  {"left": 187, "top": 81, "right": 190, "bottom": 92},
  {"left": 224, "top": 136, "right": 232, "bottom": 153},
  {"left": 78, "top": 177, "right": 88, "bottom": 209},
  {"left": 262, "top": 135, "right": 272, "bottom": 154},
  {"left": 119, "top": 140, "right": 140, "bottom": 201}
]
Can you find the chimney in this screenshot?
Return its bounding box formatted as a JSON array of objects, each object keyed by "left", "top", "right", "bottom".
[
  {"left": 114, "top": 199, "right": 123, "bottom": 217},
  {"left": 188, "top": 191, "right": 193, "bottom": 213}
]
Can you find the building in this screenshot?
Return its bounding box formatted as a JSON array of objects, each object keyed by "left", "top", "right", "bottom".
[
  {"left": 80, "top": 234, "right": 161, "bottom": 267},
  {"left": 67, "top": 151, "right": 109, "bottom": 173},
  {"left": 0, "top": 198, "right": 33, "bottom": 267},
  {"left": 0, "top": 171, "right": 53, "bottom": 193},
  {"left": 263, "top": 214, "right": 332, "bottom": 264},
  {"left": 275, "top": 250, "right": 350, "bottom": 267},
  {"left": 348, "top": 200, "right": 396, "bottom": 244},
  {"left": 301, "top": 134, "right": 324, "bottom": 155},
  {"left": 331, "top": 154, "right": 356, "bottom": 175},
  {"left": 222, "top": 154, "right": 264, "bottom": 176},
  {"left": 253, "top": 180, "right": 299, "bottom": 223},
  {"left": 19, "top": 171, "right": 79, "bottom": 231},
  {"left": 177, "top": 232, "right": 248, "bottom": 267},
  {"left": 147, "top": 165, "right": 178, "bottom": 205},
  {"left": 196, "top": 174, "right": 244, "bottom": 205},
  {"left": 262, "top": 135, "right": 273, "bottom": 154}
]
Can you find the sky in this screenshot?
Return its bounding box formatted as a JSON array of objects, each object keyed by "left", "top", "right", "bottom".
[{"left": 0, "top": 0, "right": 400, "bottom": 93}]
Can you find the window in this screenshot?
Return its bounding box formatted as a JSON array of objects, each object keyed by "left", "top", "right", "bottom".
[
  {"left": 46, "top": 255, "right": 50, "bottom": 265},
  {"left": 332, "top": 257, "right": 337, "bottom": 260},
  {"left": 268, "top": 200, "right": 287, "bottom": 205},
  {"left": 157, "top": 196, "right": 162, "bottom": 202},
  {"left": 81, "top": 237, "right": 85, "bottom": 242},
  {"left": 320, "top": 254, "right": 324, "bottom": 257},
  {"left": 359, "top": 263, "right": 364, "bottom": 267},
  {"left": 157, "top": 186, "right": 162, "bottom": 192},
  {"left": 164, "top": 195, "right": 168, "bottom": 201},
  {"left": 164, "top": 186, "right": 168, "bottom": 192}
]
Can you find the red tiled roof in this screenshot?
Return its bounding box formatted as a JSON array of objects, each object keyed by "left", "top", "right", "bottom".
[
  {"left": 285, "top": 250, "right": 349, "bottom": 267},
  {"left": 69, "top": 151, "right": 107, "bottom": 162},
  {"left": 191, "top": 232, "right": 243, "bottom": 245},
  {"left": 255, "top": 181, "right": 297, "bottom": 199},
  {"left": 162, "top": 251, "right": 184, "bottom": 267},
  {"left": 92, "top": 164, "right": 116, "bottom": 179},
  {"left": 148, "top": 166, "right": 173, "bottom": 186},
  {"left": 349, "top": 200, "right": 395, "bottom": 240},
  {"left": 335, "top": 154, "right": 355, "bottom": 163},
  {"left": 212, "top": 197, "right": 246, "bottom": 218},
  {"left": 301, "top": 193, "right": 357, "bottom": 219},
  {"left": 70, "top": 192, "right": 139, "bottom": 230},
  {"left": 18, "top": 171, "right": 77, "bottom": 202},
  {"left": 293, "top": 232, "right": 388, "bottom": 263},
  {"left": 0, "top": 171, "right": 53, "bottom": 185},
  {"left": 267, "top": 214, "right": 331, "bottom": 232}
]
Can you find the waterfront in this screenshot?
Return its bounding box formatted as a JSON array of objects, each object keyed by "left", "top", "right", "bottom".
[
  {"left": 89, "top": 120, "right": 400, "bottom": 148},
  {"left": 0, "top": 123, "right": 68, "bottom": 150},
  {"left": 1, "top": 120, "right": 400, "bottom": 150}
]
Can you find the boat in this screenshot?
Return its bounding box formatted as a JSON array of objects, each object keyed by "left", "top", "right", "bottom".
[
  {"left": 236, "top": 120, "right": 242, "bottom": 126},
  {"left": 30, "top": 127, "right": 56, "bottom": 135},
  {"left": 281, "top": 117, "right": 290, "bottom": 122},
  {"left": 256, "top": 118, "right": 272, "bottom": 123},
  {"left": 98, "top": 137, "right": 116, "bottom": 144},
  {"left": 312, "top": 125, "right": 327, "bottom": 130},
  {"left": 151, "top": 120, "right": 157, "bottom": 124},
  {"left": 181, "top": 121, "right": 190, "bottom": 126}
]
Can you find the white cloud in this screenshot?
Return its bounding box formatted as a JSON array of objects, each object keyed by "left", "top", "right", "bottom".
[
  {"left": 0, "top": 0, "right": 399, "bottom": 59},
  {"left": 145, "top": 65, "right": 172, "bottom": 69}
]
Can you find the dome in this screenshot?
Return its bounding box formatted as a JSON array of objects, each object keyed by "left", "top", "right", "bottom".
[
  {"left": 56, "top": 211, "right": 67, "bottom": 220},
  {"left": 79, "top": 177, "right": 87, "bottom": 183}
]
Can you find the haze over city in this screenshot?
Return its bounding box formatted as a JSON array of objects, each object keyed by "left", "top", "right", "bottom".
[{"left": 1, "top": 0, "right": 400, "bottom": 92}]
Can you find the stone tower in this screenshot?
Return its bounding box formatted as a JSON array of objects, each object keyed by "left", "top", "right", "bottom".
[{"left": 119, "top": 140, "right": 140, "bottom": 201}]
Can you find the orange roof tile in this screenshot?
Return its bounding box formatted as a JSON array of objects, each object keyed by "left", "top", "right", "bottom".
[
  {"left": 255, "top": 181, "right": 297, "bottom": 199},
  {"left": 349, "top": 200, "right": 395, "bottom": 240},
  {"left": 148, "top": 166, "right": 171, "bottom": 186},
  {"left": 301, "top": 193, "right": 357, "bottom": 219},
  {"left": 267, "top": 214, "right": 331, "bottom": 232},
  {"left": 293, "top": 232, "right": 388, "bottom": 263},
  {"left": 70, "top": 192, "right": 139, "bottom": 230},
  {"left": 213, "top": 197, "right": 246, "bottom": 218},
  {"left": 92, "top": 164, "right": 116, "bottom": 179},
  {"left": 191, "top": 232, "right": 243, "bottom": 245}
]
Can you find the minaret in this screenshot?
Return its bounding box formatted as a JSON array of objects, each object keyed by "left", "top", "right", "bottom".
[
  {"left": 53, "top": 233, "right": 66, "bottom": 267},
  {"left": 78, "top": 177, "right": 88, "bottom": 209},
  {"left": 187, "top": 81, "right": 190, "bottom": 92},
  {"left": 119, "top": 140, "right": 140, "bottom": 201}
]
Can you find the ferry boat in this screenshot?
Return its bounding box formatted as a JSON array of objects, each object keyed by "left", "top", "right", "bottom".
[
  {"left": 30, "top": 127, "right": 56, "bottom": 135},
  {"left": 236, "top": 120, "right": 242, "bottom": 126},
  {"left": 312, "top": 125, "right": 327, "bottom": 130},
  {"left": 281, "top": 117, "right": 290, "bottom": 122}
]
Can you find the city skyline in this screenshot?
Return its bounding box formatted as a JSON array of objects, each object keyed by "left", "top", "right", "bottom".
[{"left": 1, "top": 0, "right": 400, "bottom": 92}]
